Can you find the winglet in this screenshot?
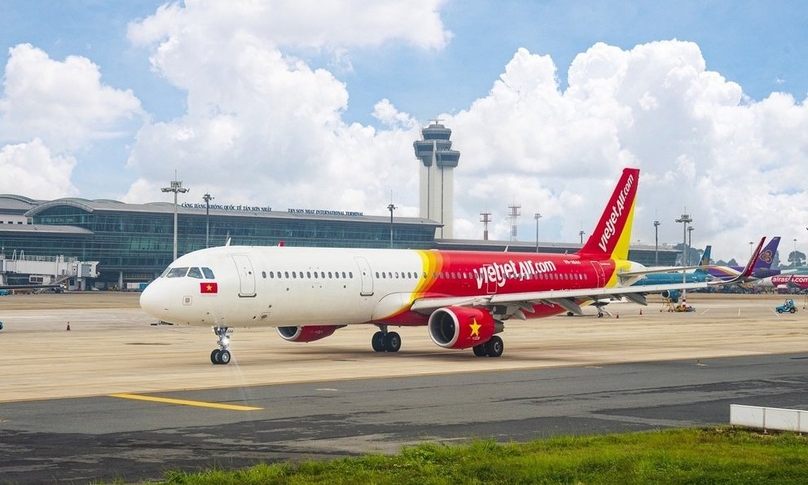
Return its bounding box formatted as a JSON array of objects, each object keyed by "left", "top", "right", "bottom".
[
  {"left": 715, "top": 237, "right": 766, "bottom": 285},
  {"left": 577, "top": 168, "right": 640, "bottom": 261}
]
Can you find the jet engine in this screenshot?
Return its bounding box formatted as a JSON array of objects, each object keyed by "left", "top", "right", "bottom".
[
  {"left": 660, "top": 289, "right": 681, "bottom": 303},
  {"left": 428, "top": 306, "right": 497, "bottom": 349},
  {"left": 277, "top": 325, "right": 343, "bottom": 343}
]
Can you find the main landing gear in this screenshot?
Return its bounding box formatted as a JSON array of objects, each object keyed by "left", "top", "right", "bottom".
[
  {"left": 472, "top": 335, "right": 504, "bottom": 358},
  {"left": 371, "top": 325, "right": 401, "bottom": 353},
  {"left": 211, "top": 326, "right": 233, "bottom": 365}
]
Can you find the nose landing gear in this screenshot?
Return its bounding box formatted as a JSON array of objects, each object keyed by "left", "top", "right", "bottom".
[{"left": 211, "top": 326, "right": 233, "bottom": 364}]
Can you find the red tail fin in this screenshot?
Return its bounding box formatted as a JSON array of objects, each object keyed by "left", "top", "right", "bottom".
[{"left": 577, "top": 168, "right": 640, "bottom": 261}]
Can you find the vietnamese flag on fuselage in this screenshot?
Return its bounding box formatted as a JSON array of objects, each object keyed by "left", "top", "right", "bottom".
[{"left": 200, "top": 282, "right": 218, "bottom": 294}]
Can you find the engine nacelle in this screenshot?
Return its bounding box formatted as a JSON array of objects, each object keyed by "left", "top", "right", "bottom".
[
  {"left": 660, "top": 289, "right": 681, "bottom": 303},
  {"left": 277, "top": 325, "right": 342, "bottom": 343},
  {"left": 428, "top": 306, "right": 496, "bottom": 349}
]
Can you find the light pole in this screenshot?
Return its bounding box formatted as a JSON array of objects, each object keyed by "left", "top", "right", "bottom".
[
  {"left": 203, "top": 193, "right": 214, "bottom": 248},
  {"left": 653, "top": 220, "right": 660, "bottom": 266},
  {"left": 687, "top": 226, "right": 694, "bottom": 265},
  {"left": 387, "top": 203, "right": 396, "bottom": 248},
  {"left": 579, "top": 230, "right": 585, "bottom": 244},
  {"left": 480, "top": 212, "right": 491, "bottom": 241},
  {"left": 162, "top": 173, "right": 189, "bottom": 261},
  {"left": 794, "top": 238, "right": 798, "bottom": 267},
  {"left": 534, "top": 213, "right": 542, "bottom": 252},
  {"left": 675, "top": 212, "right": 692, "bottom": 267}
]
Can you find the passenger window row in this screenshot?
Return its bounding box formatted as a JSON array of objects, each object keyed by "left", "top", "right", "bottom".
[
  {"left": 163, "top": 264, "right": 592, "bottom": 284},
  {"left": 263, "top": 271, "right": 354, "bottom": 280}
]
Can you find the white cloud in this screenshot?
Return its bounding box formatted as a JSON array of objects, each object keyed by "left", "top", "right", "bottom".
[
  {"left": 0, "top": 140, "right": 78, "bottom": 198},
  {"left": 0, "top": 44, "right": 143, "bottom": 152},
  {"left": 438, "top": 41, "right": 808, "bottom": 261},
  {"left": 0, "top": 43, "right": 143, "bottom": 200},
  {"left": 127, "top": 0, "right": 450, "bottom": 52},
  {"left": 124, "top": 1, "right": 439, "bottom": 216}
]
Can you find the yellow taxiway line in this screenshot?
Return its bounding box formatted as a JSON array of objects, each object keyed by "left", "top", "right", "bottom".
[{"left": 109, "top": 393, "right": 262, "bottom": 411}]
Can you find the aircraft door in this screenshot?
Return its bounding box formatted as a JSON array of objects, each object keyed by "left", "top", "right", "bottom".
[
  {"left": 354, "top": 256, "right": 374, "bottom": 296},
  {"left": 590, "top": 261, "right": 606, "bottom": 287},
  {"left": 231, "top": 254, "right": 257, "bottom": 297}
]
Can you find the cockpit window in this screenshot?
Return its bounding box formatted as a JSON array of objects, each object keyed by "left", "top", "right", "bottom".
[
  {"left": 187, "top": 267, "right": 203, "bottom": 279},
  {"left": 166, "top": 267, "right": 189, "bottom": 278},
  {"left": 202, "top": 267, "right": 215, "bottom": 279}
]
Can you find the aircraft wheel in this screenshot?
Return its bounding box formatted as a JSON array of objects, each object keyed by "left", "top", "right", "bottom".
[
  {"left": 384, "top": 332, "right": 401, "bottom": 352},
  {"left": 472, "top": 344, "right": 487, "bottom": 357},
  {"left": 218, "top": 349, "right": 231, "bottom": 365},
  {"left": 371, "top": 331, "right": 386, "bottom": 352},
  {"left": 484, "top": 336, "right": 503, "bottom": 357},
  {"left": 211, "top": 349, "right": 221, "bottom": 364}
]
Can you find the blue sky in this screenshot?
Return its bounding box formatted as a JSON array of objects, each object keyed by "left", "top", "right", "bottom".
[{"left": 1, "top": 1, "right": 807, "bottom": 261}]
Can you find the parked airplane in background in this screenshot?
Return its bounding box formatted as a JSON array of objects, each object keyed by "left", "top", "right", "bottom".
[
  {"left": 140, "top": 168, "right": 763, "bottom": 365},
  {"left": 707, "top": 236, "right": 782, "bottom": 282},
  {"left": 633, "top": 245, "right": 713, "bottom": 287},
  {"left": 628, "top": 246, "right": 712, "bottom": 304},
  {"left": 755, "top": 274, "right": 808, "bottom": 292}
]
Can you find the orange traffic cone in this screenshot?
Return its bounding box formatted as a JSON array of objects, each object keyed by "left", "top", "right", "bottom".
[
  {"left": 66, "top": 322, "right": 71, "bottom": 331},
  {"left": 616, "top": 312, "right": 619, "bottom": 319},
  {"left": 639, "top": 309, "right": 642, "bottom": 315}
]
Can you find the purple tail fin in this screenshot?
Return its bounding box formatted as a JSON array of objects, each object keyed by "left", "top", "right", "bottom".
[{"left": 753, "top": 236, "right": 779, "bottom": 270}]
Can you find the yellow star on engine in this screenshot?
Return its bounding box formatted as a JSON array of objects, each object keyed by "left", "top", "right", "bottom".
[{"left": 469, "top": 318, "right": 481, "bottom": 337}]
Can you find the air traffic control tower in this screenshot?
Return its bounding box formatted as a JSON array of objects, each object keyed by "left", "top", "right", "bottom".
[{"left": 413, "top": 121, "right": 460, "bottom": 239}]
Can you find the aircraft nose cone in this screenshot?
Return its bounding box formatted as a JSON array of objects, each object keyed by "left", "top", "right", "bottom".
[{"left": 139, "top": 281, "right": 166, "bottom": 319}]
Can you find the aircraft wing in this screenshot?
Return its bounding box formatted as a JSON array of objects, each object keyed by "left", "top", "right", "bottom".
[
  {"left": 618, "top": 264, "right": 709, "bottom": 278},
  {"left": 410, "top": 282, "right": 708, "bottom": 317}
]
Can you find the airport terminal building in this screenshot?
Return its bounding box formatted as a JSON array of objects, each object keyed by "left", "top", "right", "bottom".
[
  {"left": 0, "top": 194, "right": 678, "bottom": 290},
  {"left": 0, "top": 195, "right": 441, "bottom": 288}
]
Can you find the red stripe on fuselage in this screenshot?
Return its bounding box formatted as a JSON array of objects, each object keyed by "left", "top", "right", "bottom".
[{"left": 377, "top": 250, "right": 617, "bottom": 325}]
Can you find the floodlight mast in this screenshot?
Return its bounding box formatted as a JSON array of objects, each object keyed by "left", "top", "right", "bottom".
[
  {"left": 203, "top": 193, "right": 214, "bottom": 248},
  {"left": 534, "top": 213, "right": 542, "bottom": 252},
  {"left": 387, "top": 202, "right": 396, "bottom": 248},
  {"left": 162, "top": 173, "right": 189, "bottom": 261}
]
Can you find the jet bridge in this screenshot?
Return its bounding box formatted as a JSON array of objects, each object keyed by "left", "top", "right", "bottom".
[{"left": 0, "top": 251, "right": 99, "bottom": 290}]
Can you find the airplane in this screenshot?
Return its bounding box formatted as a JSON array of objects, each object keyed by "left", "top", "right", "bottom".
[
  {"left": 628, "top": 246, "right": 712, "bottom": 304},
  {"left": 139, "top": 168, "right": 764, "bottom": 364},
  {"left": 755, "top": 274, "right": 808, "bottom": 293},
  {"left": 705, "top": 236, "right": 782, "bottom": 282},
  {"left": 632, "top": 245, "right": 713, "bottom": 287}
]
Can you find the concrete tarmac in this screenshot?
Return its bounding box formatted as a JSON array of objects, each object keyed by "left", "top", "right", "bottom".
[
  {"left": 0, "top": 292, "right": 807, "bottom": 483},
  {"left": 1, "top": 292, "right": 806, "bottom": 402}
]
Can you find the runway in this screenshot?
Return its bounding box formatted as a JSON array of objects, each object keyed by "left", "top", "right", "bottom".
[{"left": 0, "top": 292, "right": 806, "bottom": 483}]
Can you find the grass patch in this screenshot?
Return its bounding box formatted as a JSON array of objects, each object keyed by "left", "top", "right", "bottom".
[{"left": 131, "top": 427, "right": 808, "bottom": 484}]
